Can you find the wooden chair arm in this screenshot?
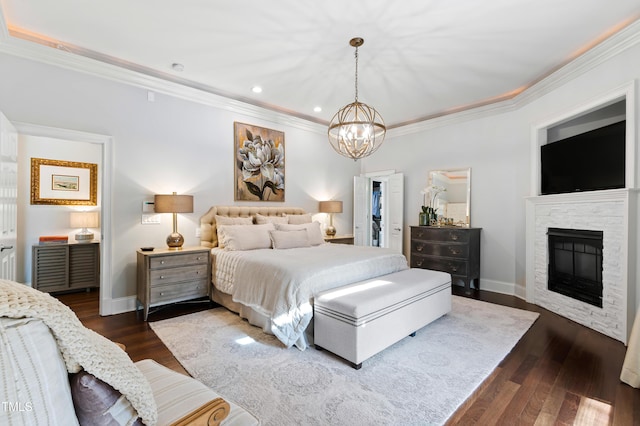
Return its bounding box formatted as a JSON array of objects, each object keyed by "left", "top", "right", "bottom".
[{"left": 170, "top": 397, "right": 230, "bottom": 426}]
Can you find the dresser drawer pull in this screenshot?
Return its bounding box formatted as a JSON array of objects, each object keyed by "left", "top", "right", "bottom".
[
  {"left": 449, "top": 248, "right": 461, "bottom": 255},
  {"left": 416, "top": 244, "right": 424, "bottom": 252},
  {"left": 417, "top": 231, "right": 424, "bottom": 238},
  {"left": 197, "top": 256, "right": 202, "bottom": 260},
  {"left": 159, "top": 275, "right": 165, "bottom": 279},
  {"left": 415, "top": 259, "right": 424, "bottom": 267},
  {"left": 449, "top": 264, "right": 458, "bottom": 273},
  {"left": 160, "top": 260, "right": 165, "bottom": 265},
  {"left": 160, "top": 292, "right": 165, "bottom": 296},
  {"left": 449, "top": 233, "right": 459, "bottom": 241}
]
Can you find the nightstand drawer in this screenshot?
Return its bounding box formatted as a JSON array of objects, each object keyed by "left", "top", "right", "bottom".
[
  {"left": 150, "top": 280, "right": 209, "bottom": 304},
  {"left": 150, "top": 252, "right": 208, "bottom": 269},
  {"left": 149, "top": 264, "right": 208, "bottom": 286},
  {"left": 412, "top": 241, "right": 468, "bottom": 258},
  {"left": 411, "top": 227, "right": 470, "bottom": 243},
  {"left": 411, "top": 254, "right": 468, "bottom": 276}
]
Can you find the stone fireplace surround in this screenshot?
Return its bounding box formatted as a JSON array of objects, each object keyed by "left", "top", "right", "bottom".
[{"left": 525, "top": 189, "right": 636, "bottom": 344}]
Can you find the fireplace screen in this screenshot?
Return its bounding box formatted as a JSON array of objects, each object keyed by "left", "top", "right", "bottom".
[{"left": 547, "top": 228, "right": 603, "bottom": 308}]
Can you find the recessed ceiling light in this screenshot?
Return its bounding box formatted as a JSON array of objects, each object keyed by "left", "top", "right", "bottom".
[
  {"left": 314, "top": 106, "right": 322, "bottom": 113},
  {"left": 171, "top": 63, "right": 184, "bottom": 72},
  {"left": 252, "top": 86, "right": 263, "bottom": 93}
]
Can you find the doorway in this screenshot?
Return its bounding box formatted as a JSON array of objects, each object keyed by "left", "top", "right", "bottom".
[
  {"left": 13, "top": 122, "right": 112, "bottom": 316},
  {"left": 354, "top": 171, "right": 404, "bottom": 253}
]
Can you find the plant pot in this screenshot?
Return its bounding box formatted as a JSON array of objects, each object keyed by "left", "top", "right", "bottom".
[{"left": 419, "top": 212, "right": 429, "bottom": 226}]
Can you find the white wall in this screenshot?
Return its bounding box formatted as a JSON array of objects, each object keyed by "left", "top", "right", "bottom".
[{"left": 0, "top": 52, "right": 359, "bottom": 307}]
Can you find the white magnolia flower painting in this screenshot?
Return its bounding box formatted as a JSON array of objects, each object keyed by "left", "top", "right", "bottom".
[{"left": 234, "top": 122, "right": 285, "bottom": 201}]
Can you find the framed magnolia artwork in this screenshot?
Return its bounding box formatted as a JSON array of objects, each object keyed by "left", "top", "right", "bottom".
[
  {"left": 234, "top": 122, "right": 285, "bottom": 202},
  {"left": 30, "top": 158, "right": 98, "bottom": 205}
]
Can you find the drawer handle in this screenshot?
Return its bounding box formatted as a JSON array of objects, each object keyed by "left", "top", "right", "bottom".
[
  {"left": 450, "top": 233, "right": 459, "bottom": 241},
  {"left": 416, "top": 259, "right": 424, "bottom": 267},
  {"left": 417, "top": 232, "right": 424, "bottom": 238},
  {"left": 449, "top": 265, "right": 458, "bottom": 273},
  {"left": 159, "top": 275, "right": 165, "bottom": 279},
  {"left": 160, "top": 292, "right": 165, "bottom": 296},
  {"left": 196, "top": 271, "right": 200, "bottom": 275},
  {"left": 449, "top": 248, "right": 461, "bottom": 255},
  {"left": 416, "top": 244, "right": 424, "bottom": 252},
  {"left": 160, "top": 260, "right": 165, "bottom": 264}
]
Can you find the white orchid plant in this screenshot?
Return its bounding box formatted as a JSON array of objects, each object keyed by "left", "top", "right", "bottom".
[{"left": 420, "top": 185, "right": 446, "bottom": 216}]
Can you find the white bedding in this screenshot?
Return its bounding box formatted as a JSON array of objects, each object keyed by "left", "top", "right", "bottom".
[{"left": 212, "top": 244, "right": 408, "bottom": 349}]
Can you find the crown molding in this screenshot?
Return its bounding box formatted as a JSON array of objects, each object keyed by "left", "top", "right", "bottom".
[{"left": 0, "top": 6, "right": 638, "bottom": 138}]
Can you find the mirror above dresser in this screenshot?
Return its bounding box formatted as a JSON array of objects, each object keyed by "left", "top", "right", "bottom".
[{"left": 427, "top": 168, "right": 471, "bottom": 227}]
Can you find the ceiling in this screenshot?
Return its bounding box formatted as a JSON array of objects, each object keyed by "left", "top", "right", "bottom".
[{"left": 1, "top": 1, "right": 640, "bottom": 128}]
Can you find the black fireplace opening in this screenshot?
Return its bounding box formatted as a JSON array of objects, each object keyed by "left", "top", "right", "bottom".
[{"left": 547, "top": 227, "right": 603, "bottom": 308}]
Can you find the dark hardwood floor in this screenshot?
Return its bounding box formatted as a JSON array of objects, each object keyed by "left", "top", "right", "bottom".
[{"left": 56, "top": 287, "right": 640, "bottom": 425}]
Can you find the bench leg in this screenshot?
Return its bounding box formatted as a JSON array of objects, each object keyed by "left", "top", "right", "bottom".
[
  {"left": 409, "top": 331, "right": 416, "bottom": 337},
  {"left": 315, "top": 345, "right": 324, "bottom": 351},
  {"left": 352, "top": 362, "right": 362, "bottom": 370}
]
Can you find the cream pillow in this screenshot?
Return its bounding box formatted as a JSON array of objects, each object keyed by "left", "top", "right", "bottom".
[
  {"left": 274, "top": 221, "right": 324, "bottom": 246},
  {"left": 286, "top": 213, "right": 313, "bottom": 225},
  {"left": 255, "top": 213, "right": 289, "bottom": 225},
  {"left": 214, "top": 216, "right": 254, "bottom": 248},
  {"left": 218, "top": 223, "right": 274, "bottom": 251},
  {"left": 0, "top": 317, "right": 80, "bottom": 426},
  {"left": 269, "top": 229, "right": 310, "bottom": 249}
]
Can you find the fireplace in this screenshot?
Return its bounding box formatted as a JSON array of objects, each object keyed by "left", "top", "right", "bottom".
[{"left": 547, "top": 228, "right": 603, "bottom": 308}]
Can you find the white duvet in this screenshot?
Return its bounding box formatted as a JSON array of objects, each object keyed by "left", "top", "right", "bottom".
[{"left": 212, "top": 244, "right": 408, "bottom": 349}]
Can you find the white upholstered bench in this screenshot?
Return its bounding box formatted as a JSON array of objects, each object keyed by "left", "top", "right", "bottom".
[{"left": 314, "top": 268, "right": 451, "bottom": 369}]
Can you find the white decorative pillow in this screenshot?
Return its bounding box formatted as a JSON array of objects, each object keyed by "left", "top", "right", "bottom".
[
  {"left": 286, "top": 213, "right": 313, "bottom": 225},
  {"left": 255, "top": 213, "right": 289, "bottom": 225},
  {"left": 218, "top": 223, "right": 274, "bottom": 251},
  {"left": 214, "top": 216, "right": 254, "bottom": 248},
  {"left": 269, "top": 229, "right": 310, "bottom": 249},
  {"left": 0, "top": 317, "right": 80, "bottom": 426},
  {"left": 274, "top": 221, "right": 324, "bottom": 246}
]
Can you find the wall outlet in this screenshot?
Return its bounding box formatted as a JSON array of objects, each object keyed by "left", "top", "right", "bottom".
[{"left": 195, "top": 227, "right": 201, "bottom": 238}]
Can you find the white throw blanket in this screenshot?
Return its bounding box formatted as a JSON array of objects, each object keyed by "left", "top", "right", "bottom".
[
  {"left": 216, "top": 244, "right": 408, "bottom": 349},
  {"left": 0, "top": 280, "right": 157, "bottom": 426}
]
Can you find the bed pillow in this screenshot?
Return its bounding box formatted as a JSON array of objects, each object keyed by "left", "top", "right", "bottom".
[
  {"left": 214, "top": 216, "right": 254, "bottom": 248},
  {"left": 255, "top": 213, "right": 289, "bottom": 225},
  {"left": 286, "top": 213, "right": 313, "bottom": 225},
  {"left": 274, "top": 222, "right": 324, "bottom": 246},
  {"left": 269, "top": 229, "right": 310, "bottom": 249},
  {"left": 0, "top": 317, "right": 80, "bottom": 426},
  {"left": 70, "top": 371, "right": 143, "bottom": 426},
  {"left": 217, "top": 223, "right": 274, "bottom": 251}
]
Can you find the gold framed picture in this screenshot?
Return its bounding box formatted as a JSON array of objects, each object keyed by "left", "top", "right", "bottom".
[
  {"left": 234, "top": 122, "right": 285, "bottom": 202},
  {"left": 30, "top": 158, "right": 98, "bottom": 205}
]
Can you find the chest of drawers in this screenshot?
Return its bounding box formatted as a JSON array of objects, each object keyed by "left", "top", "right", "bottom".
[
  {"left": 32, "top": 242, "right": 100, "bottom": 293},
  {"left": 410, "top": 226, "right": 481, "bottom": 293},
  {"left": 136, "top": 246, "right": 211, "bottom": 321}
]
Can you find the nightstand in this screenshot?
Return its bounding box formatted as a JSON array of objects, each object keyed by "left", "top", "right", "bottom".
[
  {"left": 324, "top": 235, "right": 354, "bottom": 245},
  {"left": 136, "top": 246, "right": 211, "bottom": 321}
]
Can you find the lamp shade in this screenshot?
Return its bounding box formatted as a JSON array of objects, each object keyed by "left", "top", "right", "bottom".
[
  {"left": 154, "top": 193, "right": 194, "bottom": 213},
  {"left": 319, "top": 200, "right": 343, "bottom": 214},
  {"left": 69, "top": 211, "right": 99, "bottom": 228}
]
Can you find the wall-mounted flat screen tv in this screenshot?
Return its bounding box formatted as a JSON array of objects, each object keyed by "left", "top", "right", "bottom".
[{"left": 541, "top": 121, "right": 625, "bottom": 195}]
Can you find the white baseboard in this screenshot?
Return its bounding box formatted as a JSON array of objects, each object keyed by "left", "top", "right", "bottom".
[{"left": 101, "top": 295, "right": 138, "bottom": 316}]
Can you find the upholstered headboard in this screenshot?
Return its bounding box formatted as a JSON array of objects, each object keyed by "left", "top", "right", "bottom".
[{"left": 199, "top": 205, "right": 307, "bottom": 248}]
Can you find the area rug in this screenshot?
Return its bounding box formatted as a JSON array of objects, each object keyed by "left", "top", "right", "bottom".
[{"left": 149, "top": 296, "right": 538, "bottom": 425}]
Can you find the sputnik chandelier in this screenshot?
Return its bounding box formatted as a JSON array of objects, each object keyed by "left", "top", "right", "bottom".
[{"left": 328, "top": 37, "right": 386, "bottom": 161}]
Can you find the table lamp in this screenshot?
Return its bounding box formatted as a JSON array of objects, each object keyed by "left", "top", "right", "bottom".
[
  {"left": 319, "top": 200, "right": 343, "bottom": 237},
  {"left": 69, "top": 211, "right": 99, "bottom": 242},
  {"left": 154, "top": 192, "right": 194, "bottom": 249}
]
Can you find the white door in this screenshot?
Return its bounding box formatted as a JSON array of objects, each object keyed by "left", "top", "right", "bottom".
[
  {"left": 0, "top": 113, "right": 17, "bottom": 281},
  {"left": 388, "top": 173, "right": 404, "bottom": 253},
  {"left": 353, "top": 176, "right": 370, "bottom": 246}
]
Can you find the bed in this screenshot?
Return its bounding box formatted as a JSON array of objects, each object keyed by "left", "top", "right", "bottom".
[{"left": 200, "top": 206, "right": 409, "bottom": 350}]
